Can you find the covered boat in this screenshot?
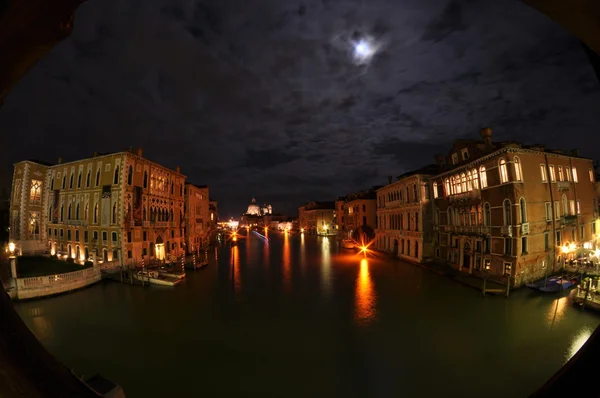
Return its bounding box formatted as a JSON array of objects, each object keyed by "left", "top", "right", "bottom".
[{"left": 538, "top": 277, "right": 578, "bottom": 293}]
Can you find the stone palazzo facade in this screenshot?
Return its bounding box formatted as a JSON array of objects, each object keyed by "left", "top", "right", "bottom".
[
  {"left": 10, "top": 148, "right": 213, "bottom": 265},
  {"left": 430, "top": 128, "right": 599, "bottom": 287}
]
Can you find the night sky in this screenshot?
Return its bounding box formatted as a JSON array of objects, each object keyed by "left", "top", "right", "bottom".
[{"left": 1, "top": 0, "right": 599, "bottom": 218}]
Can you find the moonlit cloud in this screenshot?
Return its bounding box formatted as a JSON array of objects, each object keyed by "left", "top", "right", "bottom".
[{"left": 0, "top": 0, "right": 598, "bottom": 217}]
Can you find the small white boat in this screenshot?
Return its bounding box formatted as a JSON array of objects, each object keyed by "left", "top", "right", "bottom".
[
  {"left": 135, "top": 270, "right": 182, "bottom": 286},
  {"left": 341, "top": 239, "right": 356, "bottom": 249},
  {"left": 158, "top": 267, "right": 186, "bottom": 279}
]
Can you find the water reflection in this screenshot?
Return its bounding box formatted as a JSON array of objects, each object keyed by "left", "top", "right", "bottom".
[
  {"left": 546, "top": 296, "right": 568, "bottom": 328},
  {"left": 283, "top": 231, "right": 291, "bottom": 292},
  {"left": 566, "top": 326, "right": 593, "bottom": 363},
  {"left": 29, "top": 307, "right": 53, "bottom": 340},
  {"left": 231, "top": 245, "right": 241, "bottom": 296},
  {"left": 321, "top": 237, "right": 331, "bottom": 297},
  {"left": 355, "top": 258, "right": 376, "bottom": 326},
  {"left": 300, "top": 233, "right": 306, "bottom": 276}
]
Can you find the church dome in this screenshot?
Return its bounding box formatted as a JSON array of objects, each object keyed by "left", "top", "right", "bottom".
[{"left": 246, "top": 197, "right": 261, "bottom": 216}]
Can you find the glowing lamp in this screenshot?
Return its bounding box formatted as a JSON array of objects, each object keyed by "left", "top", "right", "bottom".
[
  {"left": 562, "top": 245, "right": 569, "bottom": 254},
  {"left": 301, "top": 228, "right": 304, "bottom": 233},
  {"left": 569, "top": 243, "right": 577, "bottom": 251},
  {"left": 8, "top": 242, "right": 15, "bottom": 255}
]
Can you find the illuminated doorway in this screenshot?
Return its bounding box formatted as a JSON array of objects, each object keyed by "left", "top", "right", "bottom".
[{"left": 155, "top": 235, "right": 165, "bottom": 260}]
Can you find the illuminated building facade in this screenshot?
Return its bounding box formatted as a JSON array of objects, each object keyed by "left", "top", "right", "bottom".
[
  {"left": 10, "top": 148, "right": 187, "bottom": 265},
  {"left": 375, "top": 167, "right": 437, "bottom": 263},
  {"left": 298, "top": 201, "right": 335, "bottom": 235},
  {"left": 343, "top": 189, "right": 378, "bottom": 238},
  {"left": 184, "top": 183, "right": 210, "bottom": 251},
  {"left": 240, "top": 197, "right": 272, "bottom": 227},
  {"left": 209, "top": 199, "right": 218, "bottom": 230},
  {"left": 431, "top": 128, "right": 598, "bottom": 287},
  {"left": 334, "top": 198, "right": 345, "bottom": 231}
]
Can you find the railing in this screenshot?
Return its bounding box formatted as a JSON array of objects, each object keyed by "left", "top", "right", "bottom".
[
  {"left": 521, "top": 222, "right": 530, "bottom": 235},
  {"left": 443, "top": 225, "right": 490, "bottom": 235},
  {"left": 560, "top": 215, "right": 577, "bottom": 226},
  {"left": 448, "top": 190, "right": 481, "bottom": 203},
  {"left": 16, "top": 267, "right": 101, "bottom": 300},
  {"left": 501, "top": 225, "right": 512, "bottom": 236},
  {"left": 557, "top": 181, "right": 571, "bottom": 191}
]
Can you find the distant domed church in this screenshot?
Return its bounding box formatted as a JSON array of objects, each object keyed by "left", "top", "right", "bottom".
[{"left": 241, "top": 198, "right": 273, "bottom": 227}]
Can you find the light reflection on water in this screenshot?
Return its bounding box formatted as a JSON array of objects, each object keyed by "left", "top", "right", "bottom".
[
  {"left": 321, "top": 237, "right": 331, "bottom": 297},
  {"left": 566, "top": 326, "right": 593, "bottom": 363},
  {"left": 282, "top": 232, "right": 291, "bottom": 292},
  {"left": 232, "top": 245, "right": 240, "bottom": 296},
  {"left": 355, "top": 258, "right": 376, "bottom": 326},
  {"left": 546, "top": 296, "right": 568, "bottom": 328}
]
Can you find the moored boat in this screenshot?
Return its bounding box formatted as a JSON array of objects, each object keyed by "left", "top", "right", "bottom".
[
  {"left": 538, "top": 277, "right": 578, "bottom": 293},
  {"left": 134, "top": 270, "right": 182, "bottom": 286},
  {"left": 526, "top": 276, "right": 560, "bottom": 290},
  {"left": 185, "top": 261, "right": 208, "bottom": 270}
]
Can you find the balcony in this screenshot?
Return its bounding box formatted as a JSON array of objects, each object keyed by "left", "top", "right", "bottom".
[
  {"left": 521, "top": 222, "right": 530, "bottom": 235},
  {"left": 501, "top": 225, "right": 512, "bottom": 236},
  {"left": 560, "top": 215, "right": 577, "bottom": 226},
  {"left": 448, "top": 190, "right": 481, "bottom": 203},
  {"left": 557, "top": 181, "right": 571, "bottom": 191}
]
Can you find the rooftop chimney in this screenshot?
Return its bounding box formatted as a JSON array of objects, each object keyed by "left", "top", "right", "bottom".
[
  {"left": 480, "top": 127, "right": 493, "bottom": 149},
  {"left": 434, "top": 154, "right": 444, "bottom": 166},
  {"left": 387, "top": 175, "right": 392, "bottom": 184},
  {"left": 137, "top": 148, "right": 143, "bottom": 157},
  {"left": 176, "top": 166, "right": 181, "bottom": 174},
  {"left": 57, "top": 156, "right": 62, "bottom": 164}
]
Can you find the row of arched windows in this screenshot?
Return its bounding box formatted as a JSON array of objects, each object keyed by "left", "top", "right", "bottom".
[
  {"left": 433, "top": 156, "right": 523, "bottom": 198},
  {"left": 439, "top": 197, "right": 528, "bottom": 227},
  {"left": 51, "top": 164, "right": 124, "bottom": 191},
  {"left": 379, "top": 212, "right": 420, "bottom": 231},
  {"left": 378, "top": 184, "right": 420, "bottom": 207}
]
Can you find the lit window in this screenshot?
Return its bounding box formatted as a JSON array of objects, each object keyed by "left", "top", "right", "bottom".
[
  {"left": 540, "top": 165, "right": 547, "bottom": 182},
  {"left": 480, "top": 167, "right": 487, "bottom": 188},
  {"left": 548, "top": 165, "right": 555, "bottom": 182},
  {"left": 572, "top": 167, "right": 578, "bottom": 182},
  {"left": 461, "top": 173, "right": 467, "bottom": 192},
  {"left": 433, "top": 182, "right": 439, "bottom": 198},
  {"left": 577, "top": 200, "right": 581, "bottom": 215},
  {"left": 513, "top": 157, "right": 522, "bottom": 182},
  {"left": 471, "top": 169, "right": 479, "bottom": 189},
  {"left": 520, "top": 197, "right": 527, "bottom": 223},
  {"left": 444, "top": 179, "right": 451, "bottom": 196},
  {"left": 557, "top": 166, "right": 564, "bottom": 181},
  {"left": 466, "top": 171, "right": 472, "bottom": 191},
  {"left": 499, "top": 159, "right": 509, "bottom": 183},
  {"left": 30, "top": 180, "right": 42, "bottom": 204},
  {"left": 589, "top": 169, "right": 594, "bottom": 182},
  {"left": 565, "top": 167, "right": 571, "bottom": 181},
  {"left": 569, "top": 199, "right": 575, "bottom": 215},
  {"left": 562, "top": 194, "right": 568, "bottom": 215}
]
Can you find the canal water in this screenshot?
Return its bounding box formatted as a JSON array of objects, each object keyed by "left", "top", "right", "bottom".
[{"left": 14, "top": 232, "right": 600, "bottom": 397}]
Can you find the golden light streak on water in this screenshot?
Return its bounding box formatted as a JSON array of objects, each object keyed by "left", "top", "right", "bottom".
[{"left": 355, "top": 258, "right": 376, "bottom": 326}]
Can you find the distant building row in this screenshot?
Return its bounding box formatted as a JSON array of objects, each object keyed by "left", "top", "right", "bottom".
[
  {"left": 9, "top": 148, "right": 218, "bottom": 265},
  {"left": 299, "top": 128, "right": 600, "bottom": 288}
]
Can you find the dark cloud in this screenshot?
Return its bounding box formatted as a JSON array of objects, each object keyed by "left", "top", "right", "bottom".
[{"left": 0, "top": 0, "right": 599, "bottom": 217}]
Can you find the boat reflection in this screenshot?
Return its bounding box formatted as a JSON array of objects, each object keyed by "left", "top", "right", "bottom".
[
  {"left": 321, "top": 237, "right": 331, "bottom": 297},
  {"left": 355, "top": 258, "right": 376, "bottom": 326}
]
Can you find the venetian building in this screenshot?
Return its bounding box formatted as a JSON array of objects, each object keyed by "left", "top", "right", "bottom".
[
  {"left": 431, "top": 128, "right": 597, "bottom": 287},
  {"left": 184, "top": 183, "right": 210, "bottom": 252},
  {"left": 375, "top": 166, "right": 438, "bottom": 263},
  {"left": 10, "top": 148, "right": 187, "bottom": 265},
  {"left": 343, "top": 188, "right": 379, "bottom": 239},
  {"left": 298, "top": 201, "right": 335, "bottom": 235}
]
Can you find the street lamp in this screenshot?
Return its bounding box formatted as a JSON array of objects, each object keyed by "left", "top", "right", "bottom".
[{"left": 8, "top": 242, "right": 15, "bottom": 257}]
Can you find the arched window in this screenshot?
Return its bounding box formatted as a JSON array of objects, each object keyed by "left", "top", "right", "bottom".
[
  {"left": 455, "top": 208, "right": 460, "bottom": 226},
  {"left": 60, "top": 204, "right": 64, "bottom": 222},
  {"left": 68, "top": 204, "right": 72, "bottom": 220},
  {"left": 112, "top": 203, "right": 117, "bottom": 224},
  {"left": 143, "top": 206, "right": 147, "bottom": 221},
  {"left": 86, "top": 170, "right": 91, "bottom": 187},
  {"left": 405, "top": 186, "right": 409, "bottom": 202},
  {"left": 484, "top": 203, "right": 491, "bottom": 226},
  {"left": 514, "top": 156, "right": 522, "bottom": 181},
  {"left": 461, "top": 173, "right": 467, "bottom": 192},
  {"left": 113, "top": 166, "right": 120, "bottom": 185},
  {"left": 415, "top": 241, "right": 419, "bottom": 258},
  {"left": 445, "top": 179, "right": 451, "bottom": 196},
  {"left": 50, "top": 177, "right": 54, "bottom": 190},
  {"left": 448, "top": 207, "right": 453, "bottom": 225},
  {"left": 95, "top": 170, "right": 101, "bottom": 186},
  {"left": 94, "top": 203, "right": 99, "bottom": 224},
  {"left": 499, "top": 159, "right": 509, "bottom": 183},
  {"left": 143, "top": 171, "right": 148, "bottom": 188},
  {"left": 503, "top": 199, "right": 512, "bottom": 225},
  {"left": 480, "top": 166, "right": 488, "bottom": 188},
  {"left": 400, "top": 214, "right": 403, "bottom": 230},
  {"left": 84, "top": 203, "right": 89, "bottom": 220},
  {"left": 128, "top": 166, "right": 133, "bottom": 185},
  {"left": 562, "top": 194, "right": 568, "bottom": 215},
  {"left": 466, "top": 170, "right": 472, "bottom": 191},
  {"left": 433, "top": 182, "right": 439, "bottom": 198},
  {"left": 75, "top": 203, "right": 80, "bottom": 220},
  {"left": 62, "top": 175, "right": 66, "bottom": 189},
  {"left": 77, "top": 172, "right": 82, "bottom": 188},
  {"left": 413, "top": 184, "right": 418, "bottom": 202},
  {"left": 472, "top": 168, "right": 479, "bottom": 189},
  {"left": 69, "top": 174, "right": 74, "bottom": 189},
  {"left": 520, "top": 197, "right": 527, "bottom": 223}
]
